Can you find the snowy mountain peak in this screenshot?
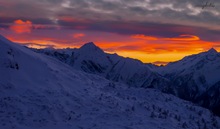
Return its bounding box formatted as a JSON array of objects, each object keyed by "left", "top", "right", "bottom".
[
  {"left": 79, "top": 42, "right": 102, "bottom": 51},
  {"left": 207, "top": 48, "right": 217, "bottom": 54},
  {"left": 83, "top": 42, "right": 96, "bottom": 46},
  {"left": 77, "top": 42, "right": 106, "bottom": 58}
]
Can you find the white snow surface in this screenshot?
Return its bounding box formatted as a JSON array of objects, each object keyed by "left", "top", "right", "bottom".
[
  {"left": 156, "top": 48, "right": 220, "bottom": 92},
  {"left": 0, "top": 35, "right": 220, "bottom": 129}
]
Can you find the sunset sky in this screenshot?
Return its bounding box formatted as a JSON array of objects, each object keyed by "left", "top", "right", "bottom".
[{"left": 0, "top": 0, "right": 220, "bottom": 64}]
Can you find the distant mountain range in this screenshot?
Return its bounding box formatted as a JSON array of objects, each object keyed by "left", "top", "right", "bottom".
[
  {"left": 31, "top": 42, "right": 169, "bottom": 91},
  {"left": 32, "top": 42, "right": 220, "bottom": 116}
]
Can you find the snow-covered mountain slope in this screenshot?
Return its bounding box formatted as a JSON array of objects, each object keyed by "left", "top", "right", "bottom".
[
  {"left": 157, "top": 48, "right": 220, "bottom": 85},
  {"left": 32, "top": 42, "right": 169, "bottom": 91},
  {"left": 156, "top": 48, "right": 220, "bottom": 115},
  {"left": 1, "top": 35, "right": 220, "bottom": 129},
  {"left": 32, "top": 43, "right": 220, "bottom": 116}
]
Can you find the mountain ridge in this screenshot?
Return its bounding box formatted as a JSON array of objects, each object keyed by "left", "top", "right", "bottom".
[
  {"left": 31, "top": 41, "right": 220, "bottom": 116},
  {"left": 157, "top": 47, "right": 220, "bottom": 116},
  {"left": 1, "top": 34, "right": 220, "bottom": 129},
  {"left": 33, "top": 42, "right": 169, "bottom": 90}
]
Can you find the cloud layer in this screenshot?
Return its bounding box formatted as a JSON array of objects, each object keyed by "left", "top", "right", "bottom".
[
  {"left": 0, "top": 0, "right": 220, "bottom": 63},
  {"left": 10, "top": 19, "right": 32, "bottom": 33},
  {"left": 1, "top": 0, "right": 220, "bottom": 41}
]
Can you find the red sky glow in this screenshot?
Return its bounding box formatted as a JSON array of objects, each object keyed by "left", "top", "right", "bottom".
[{"left": 0, "top": 0, "right": 220, "bottom": 64}]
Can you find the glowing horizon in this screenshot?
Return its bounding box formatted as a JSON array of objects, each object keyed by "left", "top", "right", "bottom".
[
  {"left": 4, "top": 32, "right": 219, "bottom": 65},
  {"left": 0, "top": 0, "right": 220, "bottom": 64}
]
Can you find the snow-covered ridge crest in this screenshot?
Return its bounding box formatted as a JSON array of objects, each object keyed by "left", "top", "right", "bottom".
[{"left": 31, "top": 41, "right": 220, "bottom": 117}]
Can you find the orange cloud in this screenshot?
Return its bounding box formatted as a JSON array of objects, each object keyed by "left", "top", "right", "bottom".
[
  {"left": 73, "top": 33, "right": 85, "bottom": 38},
  {"left": 131, "top": 34, "right": 158, "bottom": 40},
  {"left": 6, "top": 36, "right": 75, "bottom": 49},
  {"left": 131, "top": 34, "right": 200, "bottom": 41},
  {"left": 10, "top": 19, "right": 32, "bottom": 34},
  {"left": 164, "top": 34, "right": 200, "bottom": 41}
]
